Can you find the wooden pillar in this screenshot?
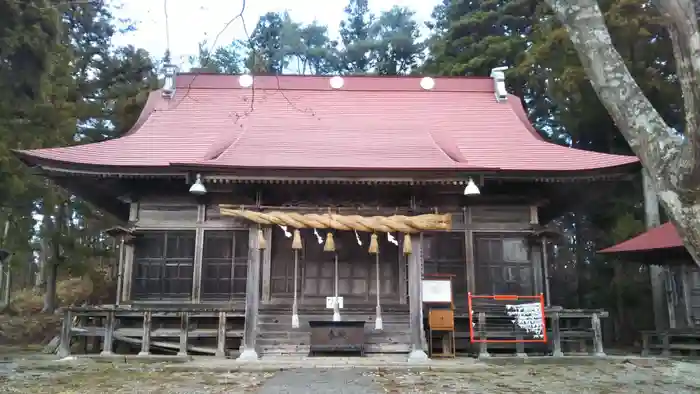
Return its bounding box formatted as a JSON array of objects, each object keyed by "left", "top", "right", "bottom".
[
  {"left": 407, "top": 234, "right": 428, "bottom": 362},
  {"left": 541, "top": 238, "right": 552, "bottom": 306},
  {"left": 464, "top": 209, "right": 476, "bottom": 295},
  {"left": 478, "top": 312, "right": 490, "bottom": 358},
  {"left": 515, "top": 331, "right": 527, "bottom": 357},
  {"left": 261, "top": 227, "right": 272, "bottom": 304},
  {"left": 191, "top": 204, "right": 206, "bottom": 302},
  {"left": 591, "top": 313, "right": 605, "bottom": 356},
  {"left": 121, "top": 243, "right": 134, "bottom": 303},
  {"left": 58, "top": 309, "right": 72, "bottom": 358},
  {"left": 550, "top": 311, "right": 563, "bottom": 357},
  {"left": 238, "top": 226, "right": 261, "bottom": 361},
  {"left": 216, "top": 311, "right": 227, "bottom": 358},
  {"left": 138, "top": 311, "right": 152, "bottom": 356},
  {"left": 643, "top": 170, "right": 671, "bottom": 330},
  {"left": 115, "top": 238, "right": 125, "bottom": 305},
  {"left": 100, "top": 310, "right": 115, "bottom": 356},
  {"left": 178, "top": 312, "right": 189, "bottom": 357},
  {"left": 398, "top": 238, "right": 408, "bottom": 305}
]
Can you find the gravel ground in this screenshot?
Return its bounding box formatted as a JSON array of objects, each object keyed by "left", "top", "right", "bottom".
[
  {"left": 368, "top": 360, "right": 700, "bottom": 393},
  {"left": 1, "top": 357, "right": 700, "bottom": 393}
]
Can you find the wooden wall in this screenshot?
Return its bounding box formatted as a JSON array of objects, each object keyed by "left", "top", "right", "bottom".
[{"left": 120, "top": 184, "right": 546, "bottom": 307}]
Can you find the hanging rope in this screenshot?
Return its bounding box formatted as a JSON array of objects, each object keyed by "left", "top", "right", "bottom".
[
  {"left": 369, "top": 233, "right": 383, "bottom": 330},
  {"left": 291, "top": 229, "right": 302, "bottom": 328},
  {"left": 218, "top": 207, "right": 451, "bottom": 233}
]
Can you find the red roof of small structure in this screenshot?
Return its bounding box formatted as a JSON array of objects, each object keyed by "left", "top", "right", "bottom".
[
  {"left": 599, "top": 222, "right": 684, "bottom": 253},
  {"left": 14, "top": 74, "right": 639, "bottom": 172}
]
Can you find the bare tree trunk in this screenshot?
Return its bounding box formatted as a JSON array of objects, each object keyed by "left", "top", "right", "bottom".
[
  {"left": 42, "top": 261, "right": 57, "bottom": 313},
  {"left": 543, "top": 0, "right": 700, "bottom": 266},
  {"left": 0, "top": 218, "right": 11, "bottom": 308},
  {"left": 42, "top": 201, "right": 67, "bottom": 313}
]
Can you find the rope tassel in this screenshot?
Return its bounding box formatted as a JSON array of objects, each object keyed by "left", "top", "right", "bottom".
[
  {"left": 291, "top": 229, "right": 302, "bottom": 328},
  {"left": 257, "top": 228, "right": 267, "bottom": 249},
  {"left": 403, "top": 233, "right": 412, "bottom": 255},
  {"left": 368, "top": 233, "right": 379, "bottom": 254},
  {"left": 292, "top": 229, "right": 302, "bottom": 250},
  {"left": 324, "top": 232, "right": 336, "bottom": 252}
]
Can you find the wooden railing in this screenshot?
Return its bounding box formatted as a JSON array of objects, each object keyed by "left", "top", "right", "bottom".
[
  {"left": 58, "top": 305, "right": 244, "bottom": 358},
  {"left": 453, "top": 307, "right": 608, "bottom": 357},
  {"left": 641, "top": 328, "right": 700, "bottom": 357}
]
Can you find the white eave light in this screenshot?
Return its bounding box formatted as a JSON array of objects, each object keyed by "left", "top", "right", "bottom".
[
  {"left": 420, "top": 77, "right": 435, "bottom": 90},
  {"left": 189, "top": 174, "right": 207, "bottom": 195},
  {"left": 330, "top": 76, "right": 344, "bottom": 89},
  {"left": 464, "top": 178, "right": 480, "bottom": 195},
  {"left": 239, "top": 74, "right": 253, "bottom": 88}
]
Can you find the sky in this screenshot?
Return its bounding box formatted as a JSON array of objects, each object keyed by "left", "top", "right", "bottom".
[{"left": 112, "top": 0, "right": 437, "bottom": 68}]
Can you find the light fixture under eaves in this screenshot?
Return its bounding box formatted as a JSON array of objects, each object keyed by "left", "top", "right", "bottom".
[
  {"left": 189, "top": 174, "right": 207, "bottom": 195},
  {"left": 464, "top": 178, "right": 480, "bottom": 195}
]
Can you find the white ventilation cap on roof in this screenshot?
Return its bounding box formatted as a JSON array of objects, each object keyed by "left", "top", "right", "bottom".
[
  {"left": 239, "top": 74, "right": 253, "bottom": 88},
  {"left": 420, "top": 77, "right": 435, "bottom": 90},
  {"left": 330, "top": 76, "right": 344, "bottom": 89},
  {"left": 490, "top": 67, "right": 508, "bottom": 102},
  {"left": 162, "top": 64, "right": 178, "bottom": 99}
]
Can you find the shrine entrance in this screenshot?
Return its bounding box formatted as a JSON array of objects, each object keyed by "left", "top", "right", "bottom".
[{"left": 269, "top": 230, "right": 401, "bottom": 305}]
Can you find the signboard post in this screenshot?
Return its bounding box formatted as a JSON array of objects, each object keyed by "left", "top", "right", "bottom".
[{"left": 422, "top": 274, "right": 456, "bottom": 358}]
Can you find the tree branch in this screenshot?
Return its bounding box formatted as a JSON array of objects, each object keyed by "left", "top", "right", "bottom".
[
  {"left": 653, "top": 0, "right": 700, "bottom": 187},
  {"left": 543, "top": 0, "right": 685, "bottom": 186}
]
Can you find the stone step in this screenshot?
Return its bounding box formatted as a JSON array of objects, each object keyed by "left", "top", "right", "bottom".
[
  {"left": 257, "top": 325, "right": 410, "bottom": 335},
  {"left": 259, "top": 344, "right": 310, "bottom": 356},
  {"left": 258, "top": 337, "right": 309, "bottom": 345},
  {"left": 257, "top": 314, "right": 409, "bottom": 324},
  {"left": 257, "top": 332, "right": 311, "bottom": 341},
  {"left": 365, "top": 343, "right": 410, "bottom": 353}
]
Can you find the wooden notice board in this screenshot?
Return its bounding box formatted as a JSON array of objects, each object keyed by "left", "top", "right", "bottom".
[
  {"left": 422, "top": 274, "right": 456, "bottom": 357},
  {"left": 421, "top": 277, "right": 453, "bottom": 304}
]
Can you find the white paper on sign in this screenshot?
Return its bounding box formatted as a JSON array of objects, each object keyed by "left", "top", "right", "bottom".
[
  {"left": 421, "top": 280, "right": 452, "bottom": 303},
  {"left": 326, "top": 296, "right": 344, "bottom": 309},
  {"left": 506, "top": 302, "right": 544, "bottom": 339}
]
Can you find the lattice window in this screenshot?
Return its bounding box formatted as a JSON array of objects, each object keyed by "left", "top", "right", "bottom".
[
  {"left": 422, "top": 232, "right": 467, "bottom": 295},
  {"left": 473, "top": 234, "right": 533, "bottom": 296},
  {"left": 132, "top": 231, "right": 195, "bottom": 300},
  {"left": 201, "top": 230, "right": 249, "bottom": 300}
]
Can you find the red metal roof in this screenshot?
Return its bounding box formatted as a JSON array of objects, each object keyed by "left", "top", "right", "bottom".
[
  {"left": 599, "top": 222, "right": 684, "bottom": 253},
  {"left": 14, "top": 74, "right": 639, "bottom": 172}
]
